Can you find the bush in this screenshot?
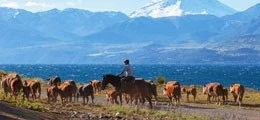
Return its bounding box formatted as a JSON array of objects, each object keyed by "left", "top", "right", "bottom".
[{"left": 156, "top": 76, "right": 166, "bottom": 84}]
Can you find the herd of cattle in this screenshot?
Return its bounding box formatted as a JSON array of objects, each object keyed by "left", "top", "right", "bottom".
[{"left": 0, "top": 73, "right": 246, "bottom": 109}]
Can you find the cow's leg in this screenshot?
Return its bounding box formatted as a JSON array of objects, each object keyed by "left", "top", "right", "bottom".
[
  {"left": 193, "top": 94, "right": 196, "bottom": 101},
  {"left": 91, "top": 94, "right": 94, "bottom": 104},
  {"left": 83, "top": 96, "right": 85, "bottom": 104},
  {"left": 187, "top": 93, "right": 189, "bottom": 102},
  {"left": 207, "top": 95, "right": 210, "bottom": 103},
  {"left": 233, "top": 94, "right": 238, "bottom": 103},
  {"left": 86, "top": 96, "right": 89, "bottom": 104},
  {"left": 217, "top": 96, "right": 221, "bottom": 105}
]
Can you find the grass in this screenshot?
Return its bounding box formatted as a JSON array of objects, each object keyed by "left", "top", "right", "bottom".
[{"left": 0, "top": 90, "right": 49, "bottom": 112}]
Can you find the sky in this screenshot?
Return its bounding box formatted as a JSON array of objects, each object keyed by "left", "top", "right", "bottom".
[{"left": 0, "top": 0, "right": 259, "bottom": 14}]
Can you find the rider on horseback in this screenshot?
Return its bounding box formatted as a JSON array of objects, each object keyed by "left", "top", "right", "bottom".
[{"left": 118, "top": 59, "right": 135, "bottom": 91}]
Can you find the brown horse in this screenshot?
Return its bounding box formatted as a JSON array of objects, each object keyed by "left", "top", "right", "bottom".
[
  {"left": 101, "top": 74, "right": 153, "bottom": 108},
  {"left": 1, "top": 73, "right": 23, "bottom": 100}
]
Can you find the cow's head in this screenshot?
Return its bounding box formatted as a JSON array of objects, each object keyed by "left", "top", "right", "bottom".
[{"left": 229, "top": 84, "right": 235, "bottom": 93}]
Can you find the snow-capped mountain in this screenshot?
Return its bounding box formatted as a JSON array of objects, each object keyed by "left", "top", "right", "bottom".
[{"left": 130, "top": 0, "right": 236, "bottom": 18}]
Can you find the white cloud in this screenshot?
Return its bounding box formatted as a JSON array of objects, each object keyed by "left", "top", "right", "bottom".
[
  {"left": 25, "top": 1, "right": 53, "bottom": 8},
  {"left": 0, "top": 1, "right": 19, "bottom": 8}
]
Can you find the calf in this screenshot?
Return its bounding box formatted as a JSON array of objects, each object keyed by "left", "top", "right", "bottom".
[
  {"left": 106, "top": 89, "right": 119, "bottom": 104},
  {"left": 230, "top": 84, "right": 245, "bottom": 107},
  {"left": 182, "top": 87, "right": 197, "bottom": 102}
]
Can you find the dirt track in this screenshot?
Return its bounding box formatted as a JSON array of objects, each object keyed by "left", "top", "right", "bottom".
[{"left": 0, "top": 95, "right": 260, "bottom": 120}]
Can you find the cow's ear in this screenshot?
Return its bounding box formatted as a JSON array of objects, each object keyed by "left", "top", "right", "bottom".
[{"left": 203, "top": 84, "right": 206, "bottom": 87}]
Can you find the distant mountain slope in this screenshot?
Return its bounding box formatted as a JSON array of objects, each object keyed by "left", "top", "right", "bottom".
[
  {"left": 86, "top": 15, "right": 226, "bottom": 44},
  {"left": 222, "top": 3, "right": 260, "bottom": 22},
  {"left": 0, "top": 7, "right": 129, "bottom": 42},
  {"left": 130, "top": 0, "right": 236, "bottom": 18}
]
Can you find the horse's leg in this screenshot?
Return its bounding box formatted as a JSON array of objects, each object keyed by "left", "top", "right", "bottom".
[{"left": 119, "top": 93, "right": 122, "bottom": 105}]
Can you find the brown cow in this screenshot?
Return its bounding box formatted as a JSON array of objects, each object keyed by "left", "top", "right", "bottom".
[
  {"left": 163, "top": 81, "right": 181, "bottom": 106},
  {"left": 212, "top": 87, "right": 228, "bottom": 102},
  {"left": 58, "top": 82, "right": 74, "bottom": 103},
  {"left": 23, "top": 80, "right": 41, "bottom": 100},
  {"left": 106, "top": 89, "right": 120, "bottom": 104},
  {"left": 230, "top": 84, "right": 245, "bottom": 107},
  {"left": 47, "top": 85, "right": 59, "bottom": 103},
  {"left": 203, "top": 82, "right": 225, "bottom": 105},
  {"left": 78, "top": 83, "right": 94, "bottom": 104},
  {"left": 91, "top": 80, "right": 101, "bottom": 93},
  {"left": 1, "top": 73, "right": 23, "bottom": 100},
  {"left": 64, "top": 80, "right": 78, "bottom": 101},
  {"left": 182, "top": 87, "right": 197, "bottom": 102}
]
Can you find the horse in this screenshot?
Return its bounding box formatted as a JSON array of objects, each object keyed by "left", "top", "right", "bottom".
[{"left": 101, "top": 74, "right": 153, "bottom": 108}]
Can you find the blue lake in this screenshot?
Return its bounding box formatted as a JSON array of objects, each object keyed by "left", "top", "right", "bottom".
[{"left": 0, "top": 64, "right": 259, "bottom": 90}]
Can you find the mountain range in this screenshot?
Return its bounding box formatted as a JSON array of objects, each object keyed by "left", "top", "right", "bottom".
[{"left": 0, "top": 0, "right": 260, "bottom": 64}]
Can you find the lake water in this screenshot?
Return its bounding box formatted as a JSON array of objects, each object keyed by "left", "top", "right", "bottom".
[{"left": 0, "top": 64, "right": 259, "bottom": 90}]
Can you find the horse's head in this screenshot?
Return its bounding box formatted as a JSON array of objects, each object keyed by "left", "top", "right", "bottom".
[
  {"left": 101, "top": 75, "right": 110, "bottom": 90},
  {"left": 101, "top": 74, "right": 121, "bottom": 90}
]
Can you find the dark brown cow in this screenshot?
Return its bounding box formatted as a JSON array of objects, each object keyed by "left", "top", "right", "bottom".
[
  {"left": 230, "top": 84, "right": 245, "bottom": 107},
  {"left": 145, "top": 80, "right": 158, "bottom": 104},
  {"left": 203, "top": 82, "right": 225, "bottom": 105},
  {"left": 47, "top": 76, "right": 61, "bottom": 86},
  {"left": 23, "top": 80, "right": 41, "bottom": 100},
  {"left": 1, "top": 73, "right": 23, "bottom": 100},
  {"left": 47, "top": 85, "right": 59, "bottom": 103},
  {"left": 78, "top": 84, "right": 94, "bottom": 104},
  {"left": 91, "top": 80, "right": 101, "bottom": 93},
  {"left": 163, "top": 81, "right": 181, "bottom": 106},
  {"left": 182, "top": 87, "right": 197, "bottom": 102},
  {"left": 64, "top": 80, "right": 78, "bottom": 101}
]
